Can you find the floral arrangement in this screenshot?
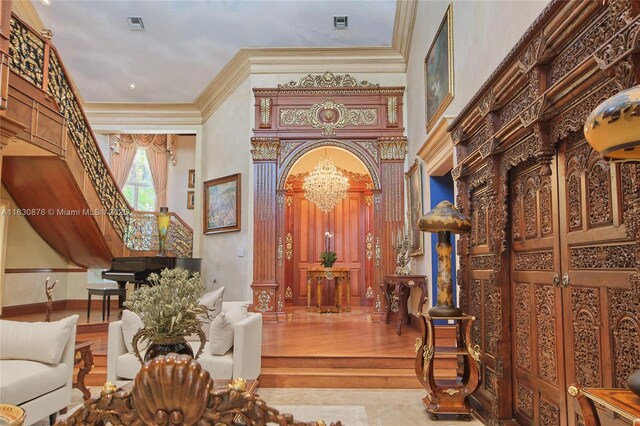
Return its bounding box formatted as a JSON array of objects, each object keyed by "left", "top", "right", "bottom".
[
  {"left": 392, "top": 232, "right": 411, "bottom": 275},
  {"left": 124, "top": 267, "right": 209, "bottom": 342},
  {"left": 320, "top": 231, "right": 337, "bottom": 267}
]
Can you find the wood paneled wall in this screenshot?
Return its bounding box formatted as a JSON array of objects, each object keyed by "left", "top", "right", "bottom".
[{"left": 450, "top": 1, "right": 640, "bottom": 424}]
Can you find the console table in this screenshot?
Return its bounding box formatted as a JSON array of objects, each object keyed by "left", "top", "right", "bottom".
[
  {"left": 568, "top": 384, "right": 640, "bottom": 426},
  {"left": 382, "top": 274, "right": 428, "bottom": 335},
  {"left": 306, "top": 267, "right": 350, "bottom": 313},
  {"left": 415, "top": 313, "right": 481, "bottom": 420}
]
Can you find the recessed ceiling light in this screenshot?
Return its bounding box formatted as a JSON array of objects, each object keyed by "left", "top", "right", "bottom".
[
  {"left": 40, "top": 0, "right": 52, "bottom": 5},
  {"left": 334, "top": 16, "right": 348, "bottom": 30},
  {"left": 127, "top": 17, "right": 145, "bottom": 31},
  {"left": 129, "top": 83, "right": 136, "bottom": 90}
]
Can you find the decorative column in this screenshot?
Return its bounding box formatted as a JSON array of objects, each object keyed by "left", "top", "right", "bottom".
[
  {"left": 250, "top": 137, "right": 280, "bottom": 323},
  {"left": 375, "top": 136, "right": 407, "bottom": 320}
]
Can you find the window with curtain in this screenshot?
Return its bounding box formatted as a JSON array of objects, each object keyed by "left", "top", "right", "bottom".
[{"left": 122, "top": 149, "right": 157, "bottom": 211}]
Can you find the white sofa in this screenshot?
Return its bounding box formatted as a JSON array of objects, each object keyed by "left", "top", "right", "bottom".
[
  {"left": 0, "top": 315, "right": 78, "bottom": 426},
  {"left": 107, "top": 302, "right": 262, "bottom": 384}
]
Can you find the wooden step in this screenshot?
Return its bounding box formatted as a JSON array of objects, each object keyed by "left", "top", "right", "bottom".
[
  {"left": 258, "top": 367, "right": 454, "bottom": 389},
  {"left": 262, "top": 355, "right": 458, "bottom": 370}
]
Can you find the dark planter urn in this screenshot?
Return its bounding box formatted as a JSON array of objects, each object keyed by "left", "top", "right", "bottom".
[
  {"left": 628, "top": 369, "right": 640, "bottom": 398},
  {"left": 144, "top": 338, "right": 193, "bottom": 362}
]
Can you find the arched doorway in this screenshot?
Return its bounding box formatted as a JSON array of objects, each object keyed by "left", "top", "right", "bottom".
[{"left": 249, "top": 72, "right": 407, "bottom": 322}]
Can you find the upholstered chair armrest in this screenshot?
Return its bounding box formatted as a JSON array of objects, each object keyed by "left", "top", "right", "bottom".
[
  {"left": 231, "top": 312, "right": 262, "bottom": 380},
  {"left": 221, "top": 301, "right": 250, "bottom": 315},
  {"left": 60, "top": 324, "right": 78, "bottom": 388},
  {"left": 107, "top": 321, "right": 127, "bottom": 382}
]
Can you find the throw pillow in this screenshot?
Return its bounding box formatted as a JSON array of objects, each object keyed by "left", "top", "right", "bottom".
[
  {"left": 208, "top": 307, "right": 247, "bottom": 355},
  {"left": 186, "top": 286, "right": 224, "bottom": 341},
  {"left": 121, "top": 309, "right": 145, "bottom": 353},
  {"left": 0, "top": 314, "right": 79, "bottom": 364}
]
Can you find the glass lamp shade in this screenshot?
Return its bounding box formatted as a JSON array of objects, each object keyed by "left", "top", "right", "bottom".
[
  {"left": 584, "top": 85, "right": 640, "bottom": 160},
  {"left": 418, "top": 200, "right": 471, "bottom": 234},
  {"left": 157, "top": 207, "right": 170, "bottom": 257}
]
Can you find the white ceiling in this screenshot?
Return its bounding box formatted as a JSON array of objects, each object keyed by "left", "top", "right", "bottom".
[{"left": 32, "top": 0, "right": 396, "bottom": 104}]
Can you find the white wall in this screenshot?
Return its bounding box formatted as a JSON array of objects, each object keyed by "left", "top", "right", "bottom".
[{"left": 405, "top": 0, "right": 550, "bottom": 311}]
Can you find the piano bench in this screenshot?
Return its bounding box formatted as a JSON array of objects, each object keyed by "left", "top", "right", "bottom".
[{"left": 87, "top": 285, "right": 127, "bottom": 322}]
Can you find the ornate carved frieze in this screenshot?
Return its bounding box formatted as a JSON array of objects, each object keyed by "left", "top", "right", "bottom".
[
  {"left": 518, "top": 32, "right": 548, "bottom": 73},
  {"left": 540, "top": 181, "right": 553, "bottom": 235},
  {"left": 484, "top": 279, "right": 501, "bottom": 357},
  {"left": 467, "top": 125, "right": 489, "bottom": 154},
  {"left": 484, "top": 367, "right": 498, "bottom": 396},
  {"left": 609, "top": 286, "right": 640, "bottom": 388},
  {"left": 593, "top": 19, "right": 640, "bottom": 75},
  {"left": 470, "top": 279, "right": 482, "bottom": 351},
  {"left": 478, "top": 89, "right": 496, "bottom": 117},
  {"left": 278, "top": 71, "right": 379, "bottom": 89},
  {"left": 254, "top": 290, "right": 274, "bottom": 313},
  {"left": 516, "top": 383, "right": 533, "bottom": 417},
  {"left": 355, "top": 141, "right": 378, "bottom": 161},
  {"left": 467, "top": 165, "right": 493, "bottom": 190},
  {"left": 513, "top": 251, "right": 554, "bottom": 270},
  {"left": 621, "top": 162, "right": 640, "bottom": 237},
  {"left": 535, "top": 284, "right": 558, "bottom": 385},
  {"left": 587, "top": 159, "right": 613, "bottom": 226},
  {"left": 515, "top": 283, "right": 532, "bottom": 371},
  {"left": 377, "top": 137, "right": 407, "bottom": 160},
  {"left": 500, "top": 87, "right": 530, "bottom": 127},
  {"left": 570, "top": 243, "right": 637, "bottom": 269},
  {"left": 259, "top": 98, "right": 272, "bottom": 128},
  {"left": 280, "top": 99, "right": 377, "bottom": 136},
  {"left": 387, "top": 97, "right": 398, "bottom": 127},
  {"left": 279, "top": 141, "right": 302, "bottom": 165},
  {"left": 251, "top": 137, "right": 280, "bottom": 161},
  {"left": 539, "top": 399, "right": 560, "bottom": 426},
  {"left": 571, "top": 287, "right": 602, "bottom": 387},
  {"left": 519, "top": 96, "right": 547, "bottom": 128}
]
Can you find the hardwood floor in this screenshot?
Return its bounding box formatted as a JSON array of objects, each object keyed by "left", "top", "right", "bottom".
[{"left": 3, "top": 304, "right": 456, "bottom": 388}]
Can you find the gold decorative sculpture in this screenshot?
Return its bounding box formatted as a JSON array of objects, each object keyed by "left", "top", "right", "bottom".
[{"left": 44, "top": 276, "right": 59, "bottom": 322}]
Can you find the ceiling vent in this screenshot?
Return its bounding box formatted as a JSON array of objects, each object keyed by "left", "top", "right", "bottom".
[
  {"left": 333, "top": 16, "right": 348, "bottom": 30},
  {"left": 127, "top": 17, "right": 145, "bottom": 31}
]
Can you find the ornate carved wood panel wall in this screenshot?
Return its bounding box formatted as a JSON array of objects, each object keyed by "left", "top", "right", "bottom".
[
  {"left": 251, "top": 73, "right": 406, "bottom": 322},
  {"left": 449, "top": 0, "right": 640, "bottom": 424}
]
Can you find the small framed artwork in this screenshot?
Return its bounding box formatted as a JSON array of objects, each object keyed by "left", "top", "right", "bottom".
[
  {"left": 187, "top": 191, "right": 195, "bottom": 210},
  {"left": 188, "top": 169, "right": 196, "bottom": 188},
  {"left": 406, "top": 160, "right": 424, "bottom": 256},
  {"left": 203, "top": 173, "right": 241, "bottom": 234},
  {"left": 425, "top": 4, "right": 454, "bottom": 132}
]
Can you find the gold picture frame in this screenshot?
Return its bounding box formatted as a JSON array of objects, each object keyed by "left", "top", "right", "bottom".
[
  {"left": 406, "top": 160, "right": 424, "bottom": 257},
  {"left": 425, "top": 4, "right": 454, "bottom": 132},
  {"left": 187, "top": 191, "right": 194, "bottom": 210},
  {"left": 188, "top": 169, "right": 196, "bottom": 188},
  {"left": 203, "top": 173, "right": 241, "bottom": 234}
]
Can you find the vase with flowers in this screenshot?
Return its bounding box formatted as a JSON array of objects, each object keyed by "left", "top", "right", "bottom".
[
  {"left": 320, "top": 231, "right": 337, "bottom": 268},
  {"left": 125, "top": 267, "right": 210, "bottom": 364}
]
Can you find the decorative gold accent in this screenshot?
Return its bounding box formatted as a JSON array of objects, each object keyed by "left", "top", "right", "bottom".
[
  {"left": 278, "top": 71, "right": 379, "bottom": 89},
  {"left": 374, "top": 294, "right": 382, "bottom": 312},
  {"left": 387, "top": 97, "right": 398, "bottom": 126},
  {"left": 285, "top": 196, "right": 293, "bottom": 207},
  {"left": 285, "top": 233, "right": 293, "bottom": 260},
  {"left": 423, "top": 345, "right": 434, "bottom": 381},
  {"left": 75, "top": 351, "right": 82, "bottom": 363},
  {"left": 365, "top": 232, "right": 374, "bottom": 260},
  {"left": 377, "top": 137, "right": 408, "bottom": 160},
  {"left": 259, "top": 98, "right": 271, "bottom": 128},
  {"left": 468, "top": 343, "right": 482, "bottom": 362},
  {"left": 415, "top": 337, "right": 422, "bottom": 354},
  {"left": 277, "top": 237, "right": 283, "bottom": 266},
  {"left": 277, "top": 294, "right": 284, "bottom": 312},
  {"left": 365, "top": 286, "right": 373, "bottom": 298},
  {"left": 39, "top": 28, "right": 53, "bottom": 40},
  {"left": 228, "top": 378, "right": 247, "bottom": 393},
  {"left": 285, "top": 183, "right": 293, "bottom": 191},
  {"left": 365, "top": 196, "right": 373, "bottom": 207},
  {"left": 280, "top": 99, "right": 377, "bottom": 136},
  {"left": 102, "top": 382, "right": 117, "bottom": 395},
  {"left": 285, "top": 286, "right": 293, "bottom": 298},
  {"left": 375, "top": 237, "right": 381, "bottom": 266},
  {"left": 567, "top": 385, "right": 579, "bottom": 397},
  {"left": 444, "top": 388, "right": 461, "bottom": 396},
  {"left": 251, "top": 137, "right": 280, "bottom": 161},
  {"left": 255, "top": 290, "right": 273, "bottom": 312}
]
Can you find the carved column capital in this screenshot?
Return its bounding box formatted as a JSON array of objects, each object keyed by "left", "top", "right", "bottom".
[
  {"left": 251, "top": 137, "right": 280, "bottom": 161},
  {"left": 376, "top": 136, "right": 407, "bottom": 160}
]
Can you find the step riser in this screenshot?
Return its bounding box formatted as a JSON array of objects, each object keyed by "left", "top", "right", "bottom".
[
  {"left": 258, "top": 375, "right": 424, "bottom": 389},
  {"left": 262, "top": 357, "right": 458, "bottom": 369}
]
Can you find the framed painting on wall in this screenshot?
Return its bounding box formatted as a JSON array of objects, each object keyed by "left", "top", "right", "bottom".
[
  {"left": 406, "top": 160, "right": 424, "bottom": 256},
  {"left": 425, "top": 4, "right": 454, "bottom": 132},
  {"left": 188, "top": 169, "right": 196, "bottom": 188},
  {"left": 187, "top": 191, "right": 194, "bottom": 210},
  {"left": 203, "top": 173, "right": 241, "bottom": 234}
]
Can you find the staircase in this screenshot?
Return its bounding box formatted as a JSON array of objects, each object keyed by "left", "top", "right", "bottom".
[{"left": 0, "top": 15, "right": 192, "bottom": 267}]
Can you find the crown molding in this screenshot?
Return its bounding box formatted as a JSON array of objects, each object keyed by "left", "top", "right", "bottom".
[
  {"left": 417, "top": 115, "right": 456, "bottom": 176},
  {"left": 84, "top": 103, "right": 202, "bottom": 127},
  {"left": 392, "top": 0, "right": 418, "bottom": 61}
]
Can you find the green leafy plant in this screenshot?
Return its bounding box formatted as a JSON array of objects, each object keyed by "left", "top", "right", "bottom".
[
  {"left": 124, "top": 267, "right": 209, "bottom": 342},
  {"left": 320, "top": 250, "right": 337, "bottom": 267}
]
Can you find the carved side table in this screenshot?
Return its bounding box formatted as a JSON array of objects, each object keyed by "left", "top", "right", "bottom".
[
  {"left": 73, "top": 341, "right": 94, "bottom": 400},
  {"left": 306, "top": 267, "right": 351, "bottom": 313},
  {"left": 568, "top": 384, "right": 640, "bottom": 426},
  {"left": 415, "top": 313, "right": 481, "bottom": 420},
  {"left": 382, "top": 275, "right": 428, "bottom": 335}
]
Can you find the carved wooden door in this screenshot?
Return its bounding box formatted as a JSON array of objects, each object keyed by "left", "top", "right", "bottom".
[
  {"left": 293, "top": 191, "right": 367, "bottom": 306},
  {"left": 510, "top": 159, "right": 567, "bottom": 426},
  {"left": 510, "top": 133, "right": 639, "bottom": 426}
]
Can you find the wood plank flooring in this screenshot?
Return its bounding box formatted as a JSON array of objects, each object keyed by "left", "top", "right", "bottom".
[{"left": 3, "top": 305, "right": 457, "bottom": 389}]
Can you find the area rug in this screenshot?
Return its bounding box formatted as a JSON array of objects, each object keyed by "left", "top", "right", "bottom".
[{"left": 273, "top": 405, "right": 368, "bottom": 425}]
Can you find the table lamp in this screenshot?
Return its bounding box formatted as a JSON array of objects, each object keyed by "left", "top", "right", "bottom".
[
  {"left": 418, "top": 200, "right": 471, "bottom": 317},
  {"left": 157, "top": 207, "right": 170, "bottom": 257}
]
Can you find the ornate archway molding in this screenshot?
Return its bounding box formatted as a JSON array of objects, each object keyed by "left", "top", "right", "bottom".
[{"left": 250, "top": 72, "right": 407, "bottom": 322}]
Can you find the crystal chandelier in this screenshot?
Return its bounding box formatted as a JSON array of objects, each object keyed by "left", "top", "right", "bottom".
[{"left": 303, "top": 156, "right": 350, "bottom": 212}]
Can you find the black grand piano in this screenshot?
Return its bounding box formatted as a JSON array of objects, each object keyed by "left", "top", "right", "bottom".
[{"left": 102, "top": 256, "right": 202, "bottom": 305}]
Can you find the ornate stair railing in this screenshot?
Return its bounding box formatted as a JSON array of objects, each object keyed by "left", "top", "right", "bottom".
[{"left": 7, "top": 15, "right": 193, "bottom": 258}]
